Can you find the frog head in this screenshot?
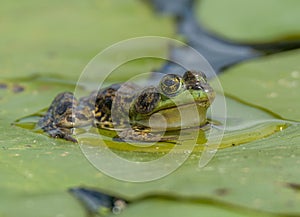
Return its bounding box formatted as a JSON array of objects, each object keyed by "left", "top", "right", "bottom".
[{"left": 130, "top": 70, "right": 215, "bottom": 130}]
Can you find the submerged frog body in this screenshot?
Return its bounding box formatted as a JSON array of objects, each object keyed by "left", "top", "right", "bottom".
[{"left": 38, "top": 71, "right": 215, "bottom": 142}]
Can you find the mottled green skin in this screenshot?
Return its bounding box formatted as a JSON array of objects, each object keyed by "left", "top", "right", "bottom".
[{"left": 38, "top": 71, "right": 215, "bottom": 142}]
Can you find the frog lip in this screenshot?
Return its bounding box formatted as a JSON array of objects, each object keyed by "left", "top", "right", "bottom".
[
  {"left": 176, "top": 100, "right": 209, "bottom": 108},
  {"left": 149, "top": 99, "right": 210, "bottom": 114}
]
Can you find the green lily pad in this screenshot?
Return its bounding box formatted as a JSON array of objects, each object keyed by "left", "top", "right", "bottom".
[
  {"left": 198, "top": 0, "right": 300, "bottom": 42},
  {"left": 0, "top": 0, "right": 174, "bottom": 216},
  {"left": 0, "top": 0, "right": 173, "bottom": 80},
  {"left": 2, "top": 53, "right": 299, "bottom": 216},
  {"left": 2, "top": 0, "right": 300, "bottom": 217},
  {"left": 217, "top": 49, "right": 300, "bottom": 121},
  {"left": 120, "top": 199, "right": 274, "bottom": 217},
  {"left": 0, "top": 192, "right": 85, "bottom": 217}
]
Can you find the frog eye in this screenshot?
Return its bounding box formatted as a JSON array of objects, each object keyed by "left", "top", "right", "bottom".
[
  {"left": 183, "top": 70, "right": 207, "bottom": 90},
  {"left": 159, "top": 74, "right": 185, "bottom": 97},
  {"left": 135, "top": 87, "right": 161, "bottom": 114}
]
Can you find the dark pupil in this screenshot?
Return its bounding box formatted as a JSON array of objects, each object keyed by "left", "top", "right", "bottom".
[{"left": 164, "top": 78, "right": 175, "bottom": 86}]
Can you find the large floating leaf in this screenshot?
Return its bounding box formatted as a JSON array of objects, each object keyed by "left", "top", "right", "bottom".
[
  {"left": 198, "top": 0, "right": 300, "bottom": 42},
  {"left": 2, "top": 51, "right": 300, "bottom": 217},
  {"left": 217, "top": 49, "right": 300, "bottom": 121},
  {"left": 0, "top": 0, "right": 174, "bottom": 216},
  {"left": 1, "top": 0, "right": 300, "bottom": 217},
  {"left": 0, "top": 0, "right": 173, "bottom": 80},
  {"left": 117, "top": 199, "right": 271, "bottom": 217}
]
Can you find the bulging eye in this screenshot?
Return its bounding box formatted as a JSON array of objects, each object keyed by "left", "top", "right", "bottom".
[
  {"left": 159, "top": 74, "right": 185, "bottom": 97},
  {"left": 183, "top": 70, "right": 207, "bottom": 90}
]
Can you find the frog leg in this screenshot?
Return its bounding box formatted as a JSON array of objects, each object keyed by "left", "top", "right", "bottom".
[
  {"left": 37, "top": 120, "right": 78, "bottom": 143},
  {"left": 37, "top": 92, "right": 78, "bottom": 143},
  {"left": 37, "top": 114, "right": 78, "bottom": 142},
  {"left": 113, "top": 127, "right": 178, "bottom": 143}
]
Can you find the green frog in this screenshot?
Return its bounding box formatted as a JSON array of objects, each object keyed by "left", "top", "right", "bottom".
[{"left": 37, "top": 71, "right": 215, "bottom": 142}]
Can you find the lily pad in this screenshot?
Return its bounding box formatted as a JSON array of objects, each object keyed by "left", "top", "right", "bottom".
[
  {"left": 119, "top": 199, "right": 270, "bottom": 217},
  {"left": 198, "top": 0, "right": 300, "bottom": 42},
  {"left": 0, "top": 0, "right": 173, "bottom": 80},
  {"left": 1, "top": 0, "right": 300, "bottom": 217},
  {"left": 217, "top": 49, "right": 300, "bottom": 121},
  {"left": 0, "top": 0, "right": 175, "bottom": 216},
  {"left": 3, "top": 51, "right": 300, "bottom": 216}
]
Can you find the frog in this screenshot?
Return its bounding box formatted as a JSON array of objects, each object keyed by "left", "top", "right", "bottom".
[{"left": 37, "top": 70, "right": 215, "bottom": 143}]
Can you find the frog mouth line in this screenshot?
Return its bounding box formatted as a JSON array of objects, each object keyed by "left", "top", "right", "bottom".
[{"left": 151, "top": 99, "right": 209, "bottom": 114}]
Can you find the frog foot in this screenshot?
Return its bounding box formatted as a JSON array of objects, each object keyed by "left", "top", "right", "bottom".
[
  {"left": 113, "top": 128, "right": 178, "bottom": 143},
  {"left": 39, "top": 124, "right": 78, "bottom": 143},
  {"left": 50, "top": 128, "right": 77, "bottom": 143}
]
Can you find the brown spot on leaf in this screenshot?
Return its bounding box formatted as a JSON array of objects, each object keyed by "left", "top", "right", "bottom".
[
  {"left": 214, "top": 188, "right": 230, "bottom": 196},
  {"left": 12, "top": 84, "right": 25, "bottom": 93}
]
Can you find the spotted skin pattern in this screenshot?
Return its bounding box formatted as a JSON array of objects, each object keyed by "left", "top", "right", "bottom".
[{"left": 38, "top": 71, "right": 215, "bottom": 142}]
